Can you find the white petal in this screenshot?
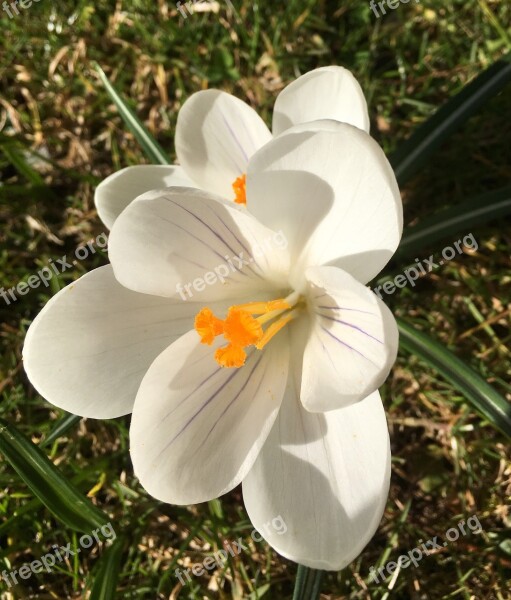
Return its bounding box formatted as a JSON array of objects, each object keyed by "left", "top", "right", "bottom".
[
  {"left": 175, "top": 90, "right": 272, "bottom": 200},
  {"left": 95, "top": 165, "right": 194, "bottom": 229},
  {"left": 109, "top": 187, "right": 290, "bottom": 300},
  {"left": 302, "top": 266, "right": 398, "bottom": 411},
  {"left": 273, "top": 66, "right": 370, "bottom": 135},
  {"left": 243, "top": 340, "right": 391, "bottom": 571},
  {"left": 23, "top": 266, "right": 221, "bottom": 419},
  {"left": 130, "top": 329, "right": 289, "bottom": 505},
  {"left": 247, "top": 120, "right": 402, "bottom": 286}
]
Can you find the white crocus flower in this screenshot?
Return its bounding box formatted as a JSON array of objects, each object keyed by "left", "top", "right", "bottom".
[
  {"left": 23, "top": 116, "right": 402, "bottom": 570},
  {"left": 94, "top": 66, "right": 371, "bottom": 228}
]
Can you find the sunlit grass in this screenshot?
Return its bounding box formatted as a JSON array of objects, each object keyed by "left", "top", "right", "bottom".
[{"left": 0, "top": 0, "right": 510, "bottom": 597}]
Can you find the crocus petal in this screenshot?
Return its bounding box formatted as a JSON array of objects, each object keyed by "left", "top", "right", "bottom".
[
  {"left": 301, "top": 265, "right": 398, "bottom": 411},
  {"left": 23, "top": 265, "right": 233, "bottom": 419},
  {"left": 175, "top": 90, "right": 272, "bottom": 200},
  {"left": 243, "top": 331, "right": 390, "bottom": 570},
  {"left": 130, "top": 329, "right": 289, "bottom": 505},
  {"left": 273, "top": 66, "right": 370, "bottom": 135},
  {"left": 109, "top": 187, "right": 290, "bottom": 300},
  {"left": 94, "top": 165, "right": 194, "bottom": 229},
  {"left": 247, "top": 120, "right": 402, "bottom": 286}
]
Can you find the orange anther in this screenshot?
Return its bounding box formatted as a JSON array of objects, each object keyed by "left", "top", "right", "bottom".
[
  {"left": 223, "top": 308, "right": 263, "bottom": 347},
  {"left": 194, "top": 308, "right": 224, "bottom": 345},
  {"left": 215, "top": 344, "right": 247, "bottom": 368},
  {"left": 194, "top": 292, "right": 300, "bottom": 368},
  {"left": 232, "top": 174, "right": 247, "bottom": 205}
]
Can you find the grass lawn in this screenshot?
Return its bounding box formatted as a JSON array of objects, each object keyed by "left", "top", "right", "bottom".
[{"left": 0, "top": 0, "right": 510, "bottom": 598}]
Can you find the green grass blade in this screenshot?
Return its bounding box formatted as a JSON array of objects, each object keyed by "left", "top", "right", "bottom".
[
  {"left": 0, "top": 142, "right": 46, "bottom": 186},
  {"left": 397, "top": 319, "right": 511, "bottom": 438},
  {"left": 292, "top": 565, "right": 324, "bottom": 600},
  {"left": 41, "top": 413, "right": 82, "bottom": 448},
  {"left": 89, "top": 536, "right": 125, "bottom": 600},
  {"left": 0, "top": 418, "right": 110, "bottom": 531},
  {"left": 94, "top": 63, "right": 171, "bottom": 166},
  {"left": 396, "top": 185, "right": 511, "bottom": 260},
  {"left": 390, "top": 56, "right": 511, "bottom": 185}
]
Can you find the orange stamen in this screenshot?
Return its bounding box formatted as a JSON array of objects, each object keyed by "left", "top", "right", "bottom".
[
  {"left": 230, "top": 299, "right": 290, "bottom": 315},
  {"left": 232, "top": 174, "right": 247, "bottom": 205},
  {"left": 194, "top": 292, "right": 301, "bottom": 368},
  {"left": 256, "top": 312, "right": 296, "bottom": 350},
  {"left": 194, "top": 307, "right": 224, "bottom": 345},
  {"left": 223, "top": 308, "right": 263, "bottom": 347},
  {"left": 215, "top": 344, "right": 247, "bottom": 368}
]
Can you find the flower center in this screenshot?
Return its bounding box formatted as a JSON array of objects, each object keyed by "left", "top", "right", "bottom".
[
  {"left": 232, "top": 173, "right": 247, "bottom": 205},
  {"left": 194, "top": 292, "right": 301, "bottom": 368}
]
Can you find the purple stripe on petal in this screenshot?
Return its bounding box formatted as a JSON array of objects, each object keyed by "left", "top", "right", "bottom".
[
  {"left": 192, "top": 354, "right": 265, "bottom": 457},
  {"left": 167, "top": 197, "right": 252, "bottom": 279},
  {"left": 315, "top": 330, "right": 338, "bottom": 373},
  {"left": 312, "top": 292, "right": 328, "bottom": 300},
  {"left": 155, "top": 367, "right": 238, "bottom": 460},
  {"left": 174, "top": 253, "right": 209, "bottom": 271},
  {"left": 320, "top": 326, "right": 380, "bottom": 368},
  {"left": 157, "top": 360, "right": 251, "bottom": 459},
  {"left": 318, "top": 313, "right": 384, "bottom": 344},
  {"left": 207, "top": 206, "right": 265, "bottom": 279},
  {"left": 161, "top": 366, "right": 218, "bottom": 424},
  {"left": 158, "top": 201, "right": 228, "bottom": 265},
  {"left": 169, "top": 197, "right": 238, "bottom": 255},
  {"left": 316, "top": 305, "right": 375, "bottom": 315},
  {"left": 220, "top": 111, "right": 249, "bottom": 165},
  {"left": 162, "top": 343, "right": 241, "bottom": 423},
  {"left": 239, "top": 107, "right": 262, "bottom": 157}
]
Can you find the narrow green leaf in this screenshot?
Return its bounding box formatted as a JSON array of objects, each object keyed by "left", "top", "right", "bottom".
[
  {"left": 41, "top": 413, "right": 82, "bottom": 448},
  {"left": 0, "top": 142, "right": 46, "bottom": 186},
  {"left": 395, "top": 185, "right": 511, "bottom": 260},
  {"left": 246, "top": 584, "right": 271, "bottom": 599},
  {"left": 94, "top": 63, "right": 171, "bottom": 165},
  {"left": 397, "top": 319, "right": 511, "bottom": 438},
  {"left": 390, "top": 56, "right": 511, "bottom": 185},
  {"left": 0, "top": 418, "right": 110, "bottom": 532},
  {"left": 292, "top": 565, "right": 324, "bottom": 600},
  {"left": 89, "top": 536, "right": 125, "bottom": 600},
  {"left": 0, "top": 468, "right": 108, "bottom": 537}
]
